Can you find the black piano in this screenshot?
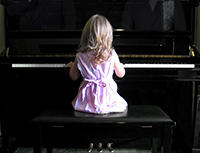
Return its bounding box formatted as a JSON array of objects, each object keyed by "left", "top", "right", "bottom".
[{"left": 1, "top": 0, "right": 200, "bottom": 153}]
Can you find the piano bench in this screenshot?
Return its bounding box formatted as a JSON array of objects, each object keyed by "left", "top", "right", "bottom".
[{"left": 31, "top": 105, "right": 175, "bottom": 153}]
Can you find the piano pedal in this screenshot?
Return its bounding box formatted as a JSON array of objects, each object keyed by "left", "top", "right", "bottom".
[
  {"left": 107, "top": 143, "right": 114, "bottom": 153},
  {"left": 97, "top": 142, "right": 103, "bottom": 153},
  {"left": 88, "top": 142, "right": 114, "bottom": 152},
  {"left": 87, "top": 143, "right": 93, "bottom": 152}
]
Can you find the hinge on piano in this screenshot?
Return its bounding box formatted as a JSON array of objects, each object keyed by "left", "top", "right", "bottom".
[
  {"left": 6, "top": 47, "right": 9, "bottom": 58},
  {"left": 189, "top": 46, "right": 195, "bottom": 57}
]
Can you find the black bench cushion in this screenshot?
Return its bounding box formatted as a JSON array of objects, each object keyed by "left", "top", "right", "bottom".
[{"left": 32, "top": 105, "right": 174, "bottom": 126}]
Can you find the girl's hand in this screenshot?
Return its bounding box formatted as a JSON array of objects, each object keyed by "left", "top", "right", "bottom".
[
  {"left": 66, "top": 61, "right": 74, "bottom": 67},
  {"left": 120, "top": 63, "right": 124, "bottom": 67}
]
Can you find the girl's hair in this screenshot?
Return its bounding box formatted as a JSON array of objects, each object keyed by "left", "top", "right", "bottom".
[{"left": 77, "top": 14, "right": 113, "bottom": 64}]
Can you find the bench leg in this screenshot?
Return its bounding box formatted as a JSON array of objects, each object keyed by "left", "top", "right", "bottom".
[
  {"left": 161, "top": 126, "right": 173, "bottom": 153},
  {"left": 46, "top": 127, "right": 53, "bottom": 153},
  {"left": 152, "top": 138, "right": 159, "bottom": 153},
  {"left": 47, "top": 138, "right": 53, "bottom": 153},
  {"left": 33, "top": 125, "right": 42, "bottom": 153}
]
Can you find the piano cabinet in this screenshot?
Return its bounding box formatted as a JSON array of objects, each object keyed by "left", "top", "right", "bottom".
[
  {"left": 1, "top": 65, "right": 200, "bottom": 153},
  {"left": 1, "top": 0, "right": 200, "bottom": 152}
]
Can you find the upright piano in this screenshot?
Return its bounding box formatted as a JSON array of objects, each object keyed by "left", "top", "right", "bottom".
[{"left": 1, "top": 0, "right": 200, "bottom": 153}]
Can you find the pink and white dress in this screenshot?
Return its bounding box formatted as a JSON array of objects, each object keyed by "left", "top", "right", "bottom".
[{"left": 72, "top": 49, "right": 128, "bottom": 114}]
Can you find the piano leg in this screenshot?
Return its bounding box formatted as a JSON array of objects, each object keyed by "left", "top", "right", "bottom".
[
  {"left": 161, "top": 126, "right": 173, "bottom": 153},
  {"left": 1, "top": 120, "right": 9, "bottom": 153},
  {"left": 1, "top": 79, "right": 10, "bottom": 153}
]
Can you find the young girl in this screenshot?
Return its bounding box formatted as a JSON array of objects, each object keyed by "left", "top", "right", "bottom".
[{"left": 70, "top": 14, "right": 128, "bottom": 114}]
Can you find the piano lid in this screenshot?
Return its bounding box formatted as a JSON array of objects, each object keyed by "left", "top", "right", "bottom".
[
  {"left": 3, "top": 0, "right": 199, "bottom": 57},
  {"left": 4, "top": 0, "right": 195, "bottom": 31}
]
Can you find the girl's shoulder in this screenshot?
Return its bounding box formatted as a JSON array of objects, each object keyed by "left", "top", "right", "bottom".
[
  {"left": 111, "top": 49, "right": 118, "bottom": 59},
  {"left": 111, "top": 49, "right": 117, "bottom": 54},
  {"left": 76, "top": 51, "right": 86, "bottom": 57},
  {"left": 76, "top": 51, "right": 93, "bottom": 56},
  {"left": 76, "top": 51, "right": 94, "bottom": 61}
]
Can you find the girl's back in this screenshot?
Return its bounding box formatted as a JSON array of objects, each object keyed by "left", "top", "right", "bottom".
[
  {"left": 72, "top": 49, "right": 127, "bottom": 114},
  {"left": 77, "top": 51, "right": 115, "bottom": 81}
]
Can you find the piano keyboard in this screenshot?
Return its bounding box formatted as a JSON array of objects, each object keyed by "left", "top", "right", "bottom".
[{"left": 12, "top": 63, "right": 195, "bottom": 69}]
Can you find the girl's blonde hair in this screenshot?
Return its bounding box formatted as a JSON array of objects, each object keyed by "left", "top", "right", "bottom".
[{"left": 77, "top": 14, "right": 113, "bottom": 64}]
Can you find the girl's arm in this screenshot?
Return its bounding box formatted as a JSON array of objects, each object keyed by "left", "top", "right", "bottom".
[
  {"left": 114, "top": 54, "right": 125, "bottom": 78},
  {"left": 69, "top": 57, "right": 80, "bottom": 81}
]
